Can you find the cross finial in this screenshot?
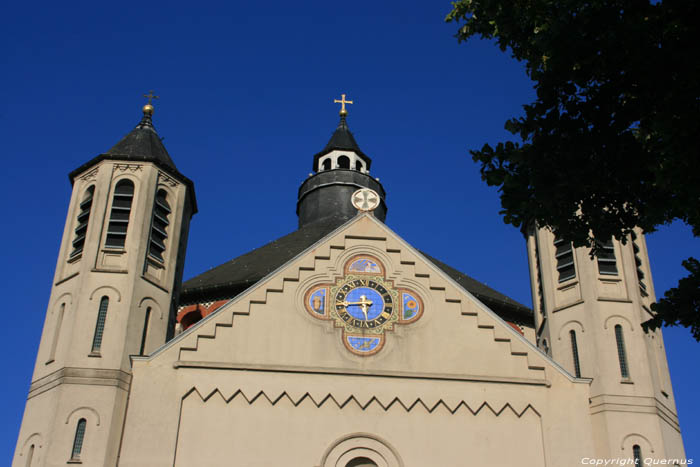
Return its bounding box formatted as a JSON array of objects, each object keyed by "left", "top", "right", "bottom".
[
  {"left": 143, "top": 90, "right": 159, "bottom": 105},
  {"left": 142, "top": 90, "right": 159, "bottom": 116},
  {"left": 333, "top": 93, "right": 354, "bottom": 116}
]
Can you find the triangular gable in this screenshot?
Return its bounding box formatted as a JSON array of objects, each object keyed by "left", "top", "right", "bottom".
[{"left": 143, "top": 214, "right": 583, "bottom": 385}]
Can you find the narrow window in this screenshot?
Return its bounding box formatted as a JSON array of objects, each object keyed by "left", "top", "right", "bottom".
[
  {"left": 91, "top": 296, "right": 109, "bottom": 354},
  {"left": 355, "top": 160, "right": 363, "bottom": 171},
  {"left": 71, "top": 186, "right": 95, "bottom": 258},
  {"left": 147, "top": 190, "right": 171, "bottom": 262},
  {"left": 46, "top": 303, "right": 65, "bottom": 364},
  {"left": 338, "top": 155, "right": 350, "bottom": 169},
  {"left": 322, "top": 159, "right": 331, "bottom": 171},
  {"left": 534, "top": 238, "right": 545, "bottom": 314},
  {"left": 570, "top": 330, "right": 581, "bottom": 377},
  {"left": 615, "top": 324, "right": 630, "bottom": 378},
  {"left": 596, "top": 238, "right": 618, "bottom": 275},
  {"left": 631, "top": 232, "right": 647, "bottom": 295},
  {"left": 105, "top": 180, "right": 134, "bottom": 249},
  {"left": 542, "top": 338, "right": 550, "bottom": 356},
  {"left": 633, "top": 444, "right": 642, "bottom": 465},
  {"left": 25, "top": 444, "right": 34, "bottom": 467},
  {"left": 139, "top": 307, "right": 152, "bottom": 356},
  {"left": 554, "top": 237, "right": 576, "bottom": 282},
  {"left": 70, "top": 418, "right": 87, "bottom": 461}
]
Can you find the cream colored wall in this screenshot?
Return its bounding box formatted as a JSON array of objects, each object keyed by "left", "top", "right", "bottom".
[
  {"left": 14, "top": 160, "right": 193, "bottom": 467},
  {"left": 527, "top": 226, "right": 685, "bottom": 462},
  {"left": 119, "top": 215, "right": 595, "bottom": 466}
]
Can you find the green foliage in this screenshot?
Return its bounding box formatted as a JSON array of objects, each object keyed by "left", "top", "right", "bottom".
[
  {"left": 447, "top": 0, "right": 700, "bottom": 339},
  {"left": 644, "top": 258, "right": 700, "bottom": 340}
]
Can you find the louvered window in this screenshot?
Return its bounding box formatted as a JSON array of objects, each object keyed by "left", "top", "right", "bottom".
[
  {"left": 105, "top": 180, "right": 134, "bottom": 249},
  {"left": 596, "top": 239, "right": 618, "bottom": 275},
  {"left": 70, "top": 418, "right": 86, "bottom": 460},
  {"left": 147, "top": 190, "right": 170, "bottom": 262},
  {"left": 91, "top": 297, "right": 109, "bottom": 354},
  {"left": 615, "top": 324, "right": 630, "bottom": 378},
  {"left": 633, "top": 445, "right": 642, "bottom": 466},
  {"left": 554, "top": 237, "right": 576, "bottom": 282},
  {"left": 631, "top": 232, "right": 648, "bottom": 295},
  {"left": 70, "top": 186, "right": 95, "bottom": 257},
  {"left": 570, "top": 330, "right": 581, "bottom": 377}
]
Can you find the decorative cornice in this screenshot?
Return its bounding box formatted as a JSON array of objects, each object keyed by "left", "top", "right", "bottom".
[
  {"left": 113, "top": 163, "right": 143, "bottom": 174},
  {"left": 158, "top": 171, "right": 180, "bottom": 187},
  {"left": 78, "top": 167, "right": 99, "bottom": 182}
]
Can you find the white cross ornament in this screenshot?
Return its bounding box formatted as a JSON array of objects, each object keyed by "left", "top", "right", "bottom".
[{"left": 352, "top": 188, "right": 380, "bottom": 212}]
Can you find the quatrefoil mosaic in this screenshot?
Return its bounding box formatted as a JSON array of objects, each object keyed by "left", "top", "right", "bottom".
[{"left": 303, "top": 255, "right": 423, "bottom": 356}]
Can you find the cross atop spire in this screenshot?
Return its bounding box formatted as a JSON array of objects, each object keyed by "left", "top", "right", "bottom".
[
  {"left": 142, "top": 90, "right": 159, "bottom": 117},
  {"left": 333, "top": 93, "right": 354, "bottom": 116}
]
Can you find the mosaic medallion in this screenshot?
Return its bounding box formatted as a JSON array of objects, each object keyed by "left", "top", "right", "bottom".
[{"left": 303, "top": 255, "right": 423, "bottom": 356}]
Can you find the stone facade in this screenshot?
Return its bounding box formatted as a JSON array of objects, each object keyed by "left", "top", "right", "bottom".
[{"left": 13, "top": 109, "right": 685, "bottom": 466}]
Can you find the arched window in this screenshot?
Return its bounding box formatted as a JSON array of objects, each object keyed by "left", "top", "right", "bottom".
[
  {"left": 338, "top": 155, "right": 350, "bottom": 169},
  {"left": 139, "top": 307, "right": 152, "bottom": 356},
  {"left": 615, "top": 324, "right": 630, "bottom": 378},
  {"left": 553, "top": 237, "right": 576, "bottom": 282},
  {"left": 25, "top": 444, "right": 34, "bottom": 467},
  {"left": 633, "top": 444, "right": 642, "bottom": 465},
  {"left": 596, "top": 238, "right": 618, "bottom": 275},
  {"left": 355, "top": 160, "right": 363, "bottom": 171},
  {"left": 346, "top": 458, "right": 378, "bottom": 467},
  {"left": 570, "top": 330, "right": 581, "bottom": 377},
  {"left": 180, "top": 310, "right": 203, "bottom": 330},
  {"left": 147, "top": 190, "right": 171, "bottom": 262},
  {"left": 105, "top": 180, "right": 134, "bottom": 249},
  {"left": 322, "top": 159, "right": 332, "bottom": 171},
  {"left": 91, "top": 296, "right": 109, "bottom": 354},
  {"left": 47, "top": 303, "right": 65, "bottom": 364},
  {"left": 70, "top": 418, "right": 87, "bottom": 461},
  {"left": 70, "top": 186, "right": 95, "bottom": 258}
]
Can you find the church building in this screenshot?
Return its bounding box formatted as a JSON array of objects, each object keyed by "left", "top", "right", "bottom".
[{"left": 14, "top": 95, "right": 686, "bottom": 466}]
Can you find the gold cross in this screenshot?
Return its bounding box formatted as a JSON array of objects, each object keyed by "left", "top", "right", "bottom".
[
  {"left": 143, "top": 90, "right": 159, "bottom": 105},
  {"left": 334, "top": 93, "right": 354, "bottom": 116}
]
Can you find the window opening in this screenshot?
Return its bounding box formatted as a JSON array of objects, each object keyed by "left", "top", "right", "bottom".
[
  {"left": 105, "top": 180, "right": 134, "bottom": 249},
  {"left": 631, "top": 232, "right": 648, "bottom": 295},
  {"left": 70, "top": 418, "right": 86, "bottom": 461},
  {"left": 355, "top": 160, "right": 363, "bottom": 171},
  {"left": 147, "top": 190, "right": 171, "bottom": 262},
  {"left": 47, "top": 303, "right": 65, "bottom": 364},
  {"left": 633, "top": 445, "right": 642, "bottom": 466},
  {"left": 542, "top": 338, "right": 550, "bottom": 355},
  {"left": 534, "top": 237, "right": 545, "bottom": 314},
  {"left": 322, "top": 159, "right": 331, "bottom": 171},
  {"left": 346, "top": 458, "right": 378, "bottom": 467},
  {"left": 570, "top": 330, "right": 581, "bottom": 377},
  {"left": 70, "top": 186, "right": 95, "bottom": 258},
  {"left": 139, "top": 307, "right": 152, "bottom": 356},
  {"left": 338, "top": 155, "right": 350, "bottom": 169},
  {"left": 553, "top": 237, "right": 576, "bottom": 282},
  {"left": 596, "top": 238, "right": 618, "bottom": 275},
  {"left": 26, "top": 444, "right": 34, "bottom": 467},
  {"left": 91, "top": 296, "right": 109, "bottom": 354},
  {"left": 615, "top": 324, "right": 630, "bottom": 378}
]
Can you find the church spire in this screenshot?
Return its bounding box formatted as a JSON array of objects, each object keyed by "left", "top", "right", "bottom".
[{"left": 298, "top": 96, "right": 386, "bottom": 228}]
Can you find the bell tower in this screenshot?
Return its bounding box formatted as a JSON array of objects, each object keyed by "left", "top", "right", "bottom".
[
  {"left": 525, "top": 226, "right": 685, "bottom": 459},
  {"left": 297, "top": 94, "right": 387, "bottom": 227},
  {"left": 13, "top": 98, "right": 196, "bottom": 466}
]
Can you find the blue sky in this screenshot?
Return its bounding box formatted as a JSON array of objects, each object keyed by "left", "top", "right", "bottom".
[{"left": 2, "top": 0, "right": 697, "bottom": 460}]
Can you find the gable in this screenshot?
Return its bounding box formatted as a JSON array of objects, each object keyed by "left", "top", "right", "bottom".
[{"left": 155, "top": 214, "right": 570, "bottom": 384}]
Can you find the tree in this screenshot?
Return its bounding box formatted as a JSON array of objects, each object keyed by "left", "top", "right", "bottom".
[{"left": 446, "top": 0, "right": 700, "bottom": 339}]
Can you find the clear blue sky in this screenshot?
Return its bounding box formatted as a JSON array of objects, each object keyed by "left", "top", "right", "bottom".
[{"left": 2, "top": 0, "right": 697, "bottom": 460}]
